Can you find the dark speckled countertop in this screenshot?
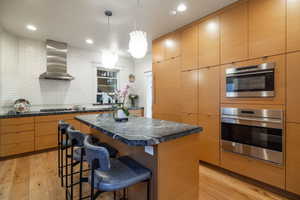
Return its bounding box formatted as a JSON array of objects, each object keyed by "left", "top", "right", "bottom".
[
  {"left": 0, "top": 107, "right": 143, "bottom": 119},
  {"left": 75, "top": 113, "right": 202, "bottom": 146}
]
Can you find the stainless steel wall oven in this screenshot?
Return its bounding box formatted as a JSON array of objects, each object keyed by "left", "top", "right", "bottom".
[
  {"left": 221, "top": 107, "right": 283, "bottom": 165},
  {"left": 226, "top": 62, "right": 275, "bottom": 98}
]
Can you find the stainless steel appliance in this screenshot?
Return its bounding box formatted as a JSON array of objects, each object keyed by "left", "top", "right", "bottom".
[
  {"left": 39, "top": 40, "right": 74, "bottom": 81},
  {"left": 226, "top": 62, "right": 275, "bottom": 98},
  {"left": 221, "top": 107, "right": 283, "bottom": 165}
]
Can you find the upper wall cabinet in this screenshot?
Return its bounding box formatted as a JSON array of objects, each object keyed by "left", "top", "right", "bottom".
[
  {"left": 165, "top": 31, "right": 181, "bottom": 60},
  {"left": 249, "top": 0, "right": 286, "bottom": 59},
  {"left": 220, "top": 0, "right": 248, "bottom": 64},
  {"left": 180, "top": 70, "right": 198, "bottom": 114},
  {"left": 154, "top": 58, "right": 181, "bottom": 115},
  {"left": 287, "top": 0, "right": 300, "bottom": 52},
  {"left": 198, "top": 16, "right": 220, "bottom": 68},
  {"left": 152, "top": 38, "right": 165, "bottom": 63},
  {"left": 181, "top": 25, "right": 198, "bottom": 71},
  {"left": 287, "top": 51, "right": 300, "bottom": 123}
]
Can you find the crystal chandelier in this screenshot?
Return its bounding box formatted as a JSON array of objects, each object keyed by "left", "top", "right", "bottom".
[
  {"left": 128, "top": 30, "right": 148, "bottom": 59},
  {"left": 102, "top": 10, "right": 119, "bottom": 68},
  {"left": 128, "top": 0, "right": 148, "bottom": 59},
  {"left": 101, "top": 50, "right": 118, "bottom": 69}
]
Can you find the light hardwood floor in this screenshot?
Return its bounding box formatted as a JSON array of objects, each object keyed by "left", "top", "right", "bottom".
[{"left": 0, "top": 151, "right": 297, "bottom": 200}]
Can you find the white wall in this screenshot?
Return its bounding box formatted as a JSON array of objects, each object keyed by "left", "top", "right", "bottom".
[
  {"left": 0, "top": 30, "right": 134, "bottom": 108},
  {"left": 133, "top": 54, "right": 152, "bottom": 108}
]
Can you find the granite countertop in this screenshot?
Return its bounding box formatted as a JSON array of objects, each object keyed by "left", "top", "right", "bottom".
[
  {"left": 75, "top": 113, "right": 202, "bottom": 146},
  {"left": 0, "top": 107, "right": 143, "bottom": 119}
]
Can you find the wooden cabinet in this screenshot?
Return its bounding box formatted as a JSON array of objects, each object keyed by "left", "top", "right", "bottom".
[
  {"left": 198, "top": 16, "right": 220, "bottom": 68},
  {"left": 249, "top": 0, "right": 286, "bottom": 58},
  {"left": 181, "top": 113, "right": 198, "bottom": 125},
  {"left": 153, "top": 113, "right": 182, "bottom": 123},
  {"left": 152, "top": 38, "right": 165, "bottom": 63},
  {"left": 286, "top": 123, "right": 300, "bottom": 195},
  {"left": 198, "top": 114, "right": 220, "bottom": 165},
  {"left": 287, "top": 52, "right": 300, "bottom": 123},
  {"left": 165, "top": 31, "right": 181, "bottom": 60},
  {"left": 181, "top": 25, "right": 198, "bottom": 70},
  {"left": 220, "top": 0, "right": 248, "bottom": 64},
  {"left": 153, "top": 58, "right": 181, "bottom": 115},
  {"left": 129, "top": 109, "right": 144, "bottom": 117},
  {"left": 221, "top": 151, "right": 285, "bottom": 189},
  {"left": 198, "top": 66, "right": 220, "bottom": 115},
  {"left": 287, "top": 0, "right": 300, "bottom": 52},
  {"left": 221, "top": 55, "right": 286, "bottom": 105},
  {"left": 198, "top": 66, "right": 220, "bottom": 165},
  {"left": 0, "top": 117, "right": 35, "bottom": 156},
  {"left": 180, "top": 70, "right": 198, "bottom": 114}
]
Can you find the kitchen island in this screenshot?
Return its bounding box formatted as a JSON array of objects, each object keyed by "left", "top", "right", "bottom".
[{"left": 75, "top": 113, "right": 202, "bottom": 200}]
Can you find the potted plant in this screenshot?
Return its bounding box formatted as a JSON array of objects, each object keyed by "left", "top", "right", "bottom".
[{"left": 113, "top": 85, "right": 130, "bottom": 122}]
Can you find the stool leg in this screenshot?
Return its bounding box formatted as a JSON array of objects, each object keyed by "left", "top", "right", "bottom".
[
  {"left": 113, "top": 192, "right": 116, "bottom": 200},
  {"left": 58, "top": 127, "right": 60, "bottom": 177},
  {"left": 70, "top": 146, "right": 74, "bottom": 200},
  {"left": 79, "top": 148, "right": 84, "bottom": 199},
  {"left": 65, "top": 145, "right": 69, "bottom": 199},
  {"left": 90, "top": 167, "right": 95, "bottom": 200},
  {"left": 147, "top": 180, "right": 150, "bottom": 200}
]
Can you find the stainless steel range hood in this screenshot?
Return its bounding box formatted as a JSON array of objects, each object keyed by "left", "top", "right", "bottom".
[{"left": 39, "top": 40, "right": 74, "bottom": 81}]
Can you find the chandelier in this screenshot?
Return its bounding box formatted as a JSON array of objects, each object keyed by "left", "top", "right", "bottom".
[
  {"left": 128, "top": 30, "right": 148, "bottom": 59},
  {"left": 128, "top": 0, "right": 148, "bottom": 59},
  {"left": 102, "top": 10, "right": 119, "bottom": 68},
  {"left": 101, "top": 50, "right": 118, "bottom": 69}
]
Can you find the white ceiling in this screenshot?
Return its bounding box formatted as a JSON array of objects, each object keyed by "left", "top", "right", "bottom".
[{"left": 0, "top": 0, "right": 237, "bottom": 57}]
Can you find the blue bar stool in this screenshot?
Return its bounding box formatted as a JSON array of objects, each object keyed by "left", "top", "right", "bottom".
[
  {"left": 66, "top": 127, "right": 118, "bottom": 200},
  {"left": 58, "top": 120, "right": 72, "bottom": 187},
  {"left": 84, "top": 135, "right": 152, "bottom": 200}
]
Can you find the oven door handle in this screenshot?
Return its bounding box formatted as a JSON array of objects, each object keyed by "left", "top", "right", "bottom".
[
  {"left": 226, "top": 70, "right": 274, "bottom": 77},
  {"left": 222, "top": 116, "right": 283, "bottom": 129}
]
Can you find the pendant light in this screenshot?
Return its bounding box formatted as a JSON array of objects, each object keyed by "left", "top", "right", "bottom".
[
  {"left": 128, "top": 0, "right": 148, "bottom": 59},
  {"left": 102, "top": 10, "right": 119, "bottom": 69}
]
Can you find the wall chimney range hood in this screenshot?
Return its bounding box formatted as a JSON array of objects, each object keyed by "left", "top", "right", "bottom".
[{"left": 39, "top": 40, "right": 74, "bottom": 81}]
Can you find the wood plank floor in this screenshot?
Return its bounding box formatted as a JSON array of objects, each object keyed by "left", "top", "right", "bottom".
[{"left": 0, "top": 151, "right": 297, "bottom": 200}]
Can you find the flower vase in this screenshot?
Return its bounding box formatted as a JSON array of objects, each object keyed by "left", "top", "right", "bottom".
[{"left": 113, "top": 108, "right": 128, "bottom": 122}]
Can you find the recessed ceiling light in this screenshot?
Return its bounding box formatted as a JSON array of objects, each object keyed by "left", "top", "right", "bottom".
[
  {"left": 26, "top": 24, "right": 37, "bottom": 31},
  {"left": 86, "top": 39, "right": 94, "bottom": 44},
  {"left": 171, "top": 10, "right": 177, "bottom": 15},
  {"left": 177, "top": 3, "right": 187, "bottom": 12}
]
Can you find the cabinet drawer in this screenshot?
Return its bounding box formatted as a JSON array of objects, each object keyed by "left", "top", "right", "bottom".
[
  {"left": 35, "top": 122, "right": 58, "bottom": 137},
  {"left": 1, "top": 131, "right": 34, "bottom": 145},
  {"left": 0, "top": 141, "right": 34, "bottom": 157},
  {"left": 129, "top": 110, "right": 143, "bottom": 117},
  {"left": 221, "top": 151, "right": 285, "bottom": 189},
  {"left": 0, "top": 117, "right": 34, "bottom": 126},
  {"left": 0, "top": 123, "right": 34, "bottom": 134},
  {"left": 35, "top": 135, "right": 57, "bottom": 150}
]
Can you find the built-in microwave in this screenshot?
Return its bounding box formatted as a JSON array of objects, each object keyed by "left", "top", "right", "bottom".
[
  {"left": 226, "top": 62, "right": 275, "bottom": 98},
  {"left": 221, "top": 107, "right": 284, "bottom": 165}
]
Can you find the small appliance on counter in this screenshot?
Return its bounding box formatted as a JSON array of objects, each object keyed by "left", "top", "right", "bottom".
[{"left": 14, "top": 99, "right": 31, "bottom": 113}]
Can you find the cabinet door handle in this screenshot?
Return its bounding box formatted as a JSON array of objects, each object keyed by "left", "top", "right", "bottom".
[{"left": 153, "top": 74, "right": 156, "bottom": 105}]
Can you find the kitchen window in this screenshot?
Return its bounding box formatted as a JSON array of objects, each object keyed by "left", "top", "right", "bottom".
[{"left": 96, "top": 69, "right": 119, "bottom": 104}]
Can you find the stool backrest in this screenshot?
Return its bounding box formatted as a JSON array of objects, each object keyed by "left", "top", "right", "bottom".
[
  {"left": 67, "top": 127, "right": 86, "bottom": 147},
  {"left": 58, "top": 120, "right": 70, "bottom": 135},
  {"left": 84, "top": 135, "right": 111, "bottom": 171}
]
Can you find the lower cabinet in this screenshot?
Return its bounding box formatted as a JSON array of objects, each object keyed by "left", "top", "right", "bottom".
[
  {"left": 286, "top": 123, "right": 300, "bottom": 195},
  {"left": 0, "top": 117, "right": 35, "bottom": 156},
  {"left": 198, "top": 114, "right": 220, "bottom": 166},
  {"left": 153, "top": 113, "right": 182, "bottom": 123},
  {"left": 221, "top": 151, "right": 285, "bottom": 189}
]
